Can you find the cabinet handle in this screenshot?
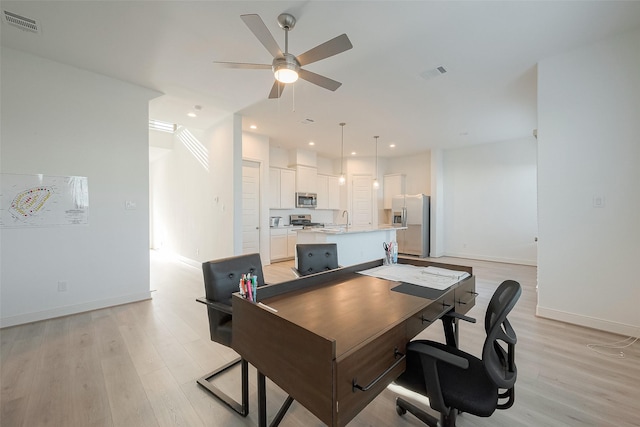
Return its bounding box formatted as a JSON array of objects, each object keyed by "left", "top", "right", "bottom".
[
  {"left": 352, "top": 348, "right": 405, "bottom": 392},
  {"left": 420, "top": 314, "right": 432, "bottom": 324}
]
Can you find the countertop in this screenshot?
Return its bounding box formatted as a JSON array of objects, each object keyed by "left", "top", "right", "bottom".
[{"left": 297, "top": 225, "right": 406, "bottom": 235}]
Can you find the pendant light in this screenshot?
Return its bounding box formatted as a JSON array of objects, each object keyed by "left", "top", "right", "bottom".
[
  {"left": 373, "top": 136, "right": 380, "bottom": 189},
  {"left": 339, "top": 123, "right": 346, "bottom": 185}
]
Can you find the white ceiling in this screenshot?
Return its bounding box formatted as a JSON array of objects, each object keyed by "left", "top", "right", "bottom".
[{"left": 2, "top": 1, "right": 640, "bottom": 159}]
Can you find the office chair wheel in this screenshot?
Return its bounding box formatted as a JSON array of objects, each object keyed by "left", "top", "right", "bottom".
[{"left": 396, "top": 403, "right": 407, "bottom": 416}]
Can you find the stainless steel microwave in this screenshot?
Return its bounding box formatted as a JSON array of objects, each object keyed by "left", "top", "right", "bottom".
[{"left": 296, "top": 192, "right": 317, "bottom": 208}]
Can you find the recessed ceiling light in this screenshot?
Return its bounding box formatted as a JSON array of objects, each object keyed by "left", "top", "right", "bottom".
[
  {"left": 309, "top": 141, "right": 315, "bottom": 146},
  {"left": 187, "top": 112, "right": 197, "bottom": 118},
  {"left": 351, "top": 151, "right": 357, "bottom": 155},
  {"left": 250, "top": 125, "right": 257, "bottom": 130},
  {"left": 389, "top": 144, "right": 396, "bottom": 148}
]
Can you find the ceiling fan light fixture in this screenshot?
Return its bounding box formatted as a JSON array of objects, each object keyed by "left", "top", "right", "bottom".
[
  {"left": 273, "top": 57, "right": 299, "bottom": 83},
  {"left": 274, "top": 67, "right": 298, "bottom": 83}
]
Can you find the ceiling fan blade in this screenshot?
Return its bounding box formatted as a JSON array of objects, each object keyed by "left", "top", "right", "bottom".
[
  {"left": 298, "top": 69, "right": 342, "bottom": 91},
  {"left": 268, "top": 81, "right": 286, "bottom": 99},
  {"left": 213, "top": 61, "right": 272, "bottom": 70},
  {"left": 241, "top": 14, "right": 283, "bottom": 59},
  {"left": 296, "top": 34, "right": 353, "bottom": 66}
]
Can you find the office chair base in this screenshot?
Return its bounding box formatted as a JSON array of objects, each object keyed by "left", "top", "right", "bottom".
[
  {"left": 396, "top": 396, "right": 457, "bottom": 427},
  {"left": 197, "top": 357, "right": 249, "bottom": 417}
]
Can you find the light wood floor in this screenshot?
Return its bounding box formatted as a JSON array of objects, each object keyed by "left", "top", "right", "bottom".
[{"left": 1, "top": 252, "right": 638, "bottom": 427}]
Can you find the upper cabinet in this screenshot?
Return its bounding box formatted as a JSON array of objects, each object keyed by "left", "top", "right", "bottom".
[
  {"left": 316, "top": 174, "right": 341, "bottom": 210},
  {"left": 383, "top": 174, "right": 405, "bottom": 209},
  {"left": 295, "top": 165, "right": 317, "bottom": 193},
  {"left": 269, "top": 167, "right": 296, "bottom": 209}
]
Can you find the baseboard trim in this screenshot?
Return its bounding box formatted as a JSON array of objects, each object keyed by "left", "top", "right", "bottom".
[
  {"left": 536, "top": 306, "right": 640, "bottom": 337},
  {"left": 0, "top": 291, "right": 152, "bottom": 328},
  {"left": 443, "top": 251, "right": 537, "bottom": 266}
]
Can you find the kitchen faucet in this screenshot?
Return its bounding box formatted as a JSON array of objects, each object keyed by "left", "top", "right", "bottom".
[{"left": 342, "top": 210, "right": 349, "bottom": 229}]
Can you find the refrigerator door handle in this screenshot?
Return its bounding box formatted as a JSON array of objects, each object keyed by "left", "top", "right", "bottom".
[{"left": 402, "top": 207, "right": 407, "bottom": 227}]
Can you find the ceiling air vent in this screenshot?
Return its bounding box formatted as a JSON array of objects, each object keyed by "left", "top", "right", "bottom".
[
  {"left": 3, "top": 10, "right": 40, "bottom": 33},
  {"left": 420, "top": 66, "right": 447, "bottom": 81}
]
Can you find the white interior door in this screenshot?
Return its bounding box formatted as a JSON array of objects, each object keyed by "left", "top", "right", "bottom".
[
  {"left": 352, "top": 175, "right": 372, "bottom": 227},
  {"left": 242, "top": 161, "right": 260, "bottom": 254}
]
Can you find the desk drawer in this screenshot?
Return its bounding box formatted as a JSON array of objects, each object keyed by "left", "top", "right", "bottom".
[
  {"left": 406, "top": 292, "right": 456, "bottom": 339},
  {"left": 334, "top": 323, "right": 406, "bottom": 426},
  {"left": 454, "top": 277, "right": 476, "bottom": 315}
]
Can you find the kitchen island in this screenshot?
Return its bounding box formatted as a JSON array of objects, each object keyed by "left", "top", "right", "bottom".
[{"left": 296, "top": 225, "right": 405, "bottom": 268}]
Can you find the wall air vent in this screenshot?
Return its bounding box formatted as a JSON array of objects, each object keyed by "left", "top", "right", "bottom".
[
  {"left": 3, "top": 10, "right": 40, "bottom": 34},
  {"left": 420, "top": 66, "right": 447, "bottom": 81}
]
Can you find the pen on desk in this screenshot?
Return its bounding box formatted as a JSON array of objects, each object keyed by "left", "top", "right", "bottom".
[
  {"left": 258, "top": 302, "right": 278, "bottom": 313},
  {"left": 247, "top": 278, "right": 253, "bottom": 301},
  {"left": 252, "top": 276, "right": 257, "bottom": 302}
]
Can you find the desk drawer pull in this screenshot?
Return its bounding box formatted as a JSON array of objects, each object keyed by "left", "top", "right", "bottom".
[{"left": 352, "top": 348, "right": 405, "bottom": 392}]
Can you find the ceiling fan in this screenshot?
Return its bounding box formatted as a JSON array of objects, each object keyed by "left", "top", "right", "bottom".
[{"left": 215, "top": 13, "right": 353, "bottom": 99}]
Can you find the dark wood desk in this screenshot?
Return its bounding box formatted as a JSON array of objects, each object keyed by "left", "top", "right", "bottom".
[{"left": 232, "top": 259, "right": 475, "bottom": 427}]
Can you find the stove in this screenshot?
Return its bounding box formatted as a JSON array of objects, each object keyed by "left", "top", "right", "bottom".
[{"left": 290, "top": 214, "right": 324, "bottom": 228}]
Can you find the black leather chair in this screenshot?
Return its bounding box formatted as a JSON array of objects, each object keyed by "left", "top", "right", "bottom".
[
  {"left": 292, "top": 243, "right": 340, "bottom": 277},
  {"left": 394, "top": 280, "right": 522, "bottom": 427},
  {"left": 196, "top": 253, "right": 265, "bottom": 416}
]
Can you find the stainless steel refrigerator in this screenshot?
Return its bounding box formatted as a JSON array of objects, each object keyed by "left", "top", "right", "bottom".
[{"left": 391, "top": 194, "right": 430, "bottom": 257}]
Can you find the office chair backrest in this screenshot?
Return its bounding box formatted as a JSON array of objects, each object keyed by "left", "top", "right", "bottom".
[
  {"left": 482, "top": 280, "right": 521, "bottom": 392},
  {"left": 296, "top": 243, "right": 339, "bottom": 276},
  {"left": 202, "top": 253, "right": 264, "bottom": 345},
  {"left": 203, "top": 253, "right": 265, "bottom": 306}
]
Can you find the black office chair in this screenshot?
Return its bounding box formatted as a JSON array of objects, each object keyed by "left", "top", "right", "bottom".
[
  {"left": 394, "top": 280, "right": 522, "bottom": 427},
  {"left": 196, "top": 253, "right": 265, "bottom": 416},
  {"left": 292, "top": 243, "right": 340, "bottom": 277}
]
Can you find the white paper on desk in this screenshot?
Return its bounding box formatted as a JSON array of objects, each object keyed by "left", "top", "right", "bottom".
[{"left": 357, "top": 264, "right": 470, "bottom": 291}]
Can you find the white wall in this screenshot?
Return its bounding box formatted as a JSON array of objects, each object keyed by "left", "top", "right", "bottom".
[
  {"left": 149, "top": 116, "right": 237, "bottom": 265},
  {"left": 0, "top": 48, "right": 157, "bottom": 327},
  {"left": 386, "top": 151, "right": 432, "bottom": 196},
  {"left": 443, "top": 138, "right": 538, "bottom": 265},
  {"left": 537, "top": 29, "right": 640, "bottom": 336}
]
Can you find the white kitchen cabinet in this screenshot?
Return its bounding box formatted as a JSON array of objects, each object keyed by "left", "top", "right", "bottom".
[
  {"left": 383, "top": 174, "right": 405, "bottom": 209},
  {"left": 295, "top": 165, "right": 317, "bottom": 193},
  {"left": 270, "top": 228, "right": 288, "bottom": 260},
  {"left": 269, "top": 167, "right": 296, "bottom": 209},
  {"left": 317, "top": 174, "right": 340, "bottom": 210},
  {"left": 316, "top": 174, "right": 328, "bottom": 209},
  {"left": 271, "top": 227, "right": 299, "bottom": 261},
  {"left": 327, "top": 176, "right": 340, "bottom": 210}
]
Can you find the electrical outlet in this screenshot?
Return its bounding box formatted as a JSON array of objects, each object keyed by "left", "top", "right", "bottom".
[
  {"left": 593, "top": 196, "right": 605, "bottom": 208},
  {"left": 57, "top": 281, "right": 68, "bottom": 292}
]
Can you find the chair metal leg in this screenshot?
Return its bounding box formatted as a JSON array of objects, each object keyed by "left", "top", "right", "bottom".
[
  {"left": 257, "top": 371, "right": 294, "bottom": 427},
  {"left": 197, "top": 357, "right": 249, "bottom": 416}
]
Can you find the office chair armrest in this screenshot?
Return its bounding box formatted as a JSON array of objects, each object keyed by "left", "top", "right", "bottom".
[
  {"left": 196, "top": 297, "right": 233, "bottom": 315},
  {"left": 444, "top": 310, "right": 476, "bottom": 324},
  {"left": 408, "top": 341, "right": 469, "bottom": 415},
  {"left": 408, "top": 342, "right": 469, "bottom": 370}
]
